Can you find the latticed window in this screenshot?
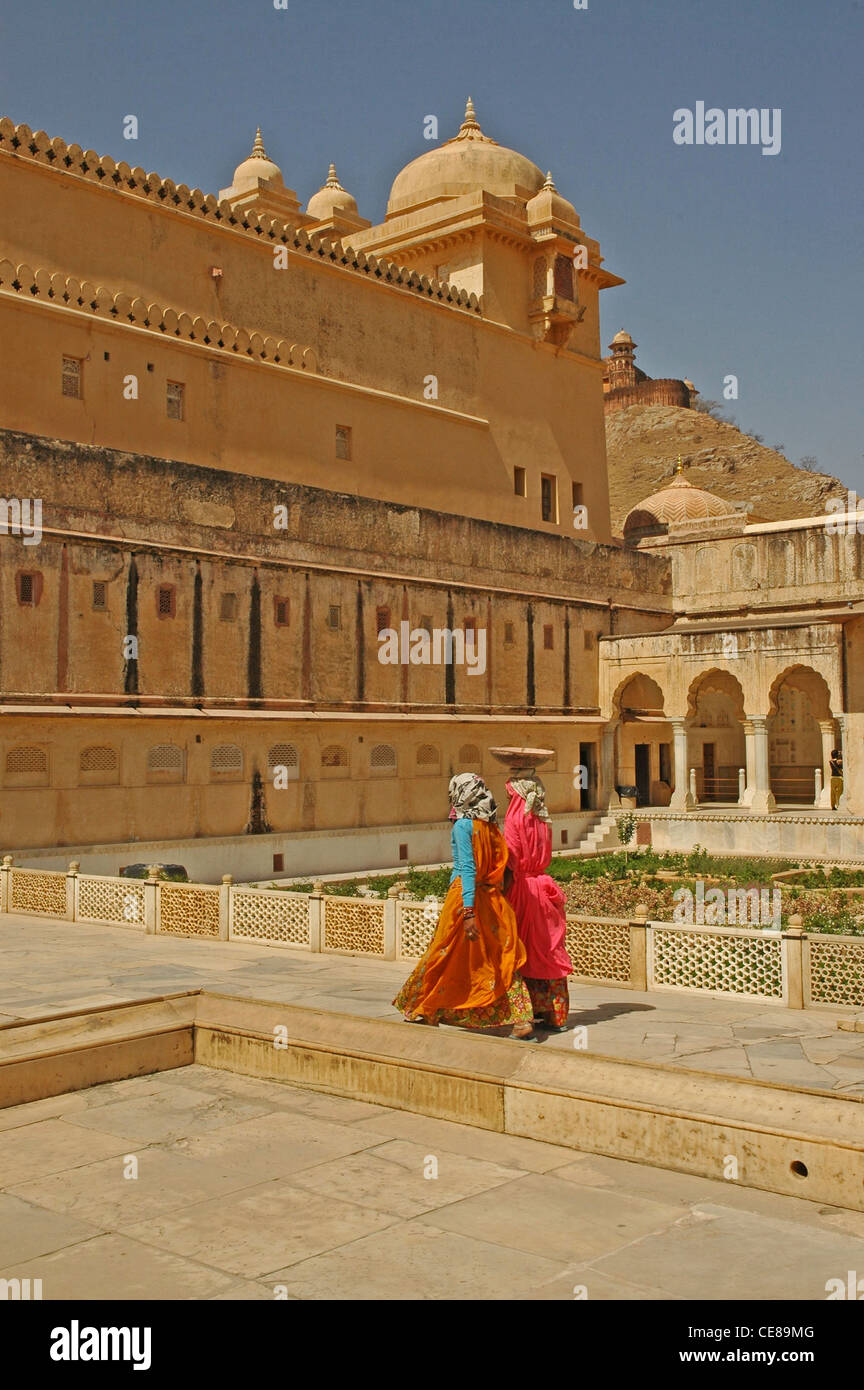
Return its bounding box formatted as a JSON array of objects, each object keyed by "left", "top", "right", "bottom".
[
  {"left": 166, "top": 381, "right": 185, "bottom": 420},
  {"left": 543, "top": 625, "right": 554, "bottom": 650},
  {"left": 211, "top": 744, "right": 243, "bottom": 774},
  {"left": 554, "top": 254, "right": 574, "bottom": 300},
  {"left": 220, "top": 592, "right": 237, "bottom": 621},
  {"left": 416, "top": 744, "right": 439, "bottom": 767},
  {"left": 6, "top": 745, "right": 48, "bottom": 774},
  {"left": 327, "top": 605, "right": 341, "bottom": 630},
  {"left": 504, "top": 622, "right": 515, "bottom": 646},
  {"left": 376, "top": 606, "right": 391, "bottom": 633},
  {"left": 532, "top": 256, "right": 547, "bottom": 298},
  {"left": 146, "top": 744, "right": 184, "bottom": 778},
  {"left": 458, "top": 744, "right": 481, "bottom": 768},
  {"left": 79, "top": 746, "right": 118, "bottom": 773},
  {"left": 321, "top": 745, "right": 348, "bottom": 769},
  {"left": 157, "top": 585, "right": 175, "bottom": 617},
  {"left": 370, "top": 743, "right": 397, "bottom": 773},
  {"left": 92, "top": 580, "right": 107, "bottom": 610},
  {"left": 268, "top": 744, "right": 299, "bottom": 776},
  {"left": 335, "top": 425, "right": 351, "bottom": 460},
  {"left": 17, "top": 572, "right": 41, "bottom": 606},
  {"left": 583, "top": 630, "right": 595, "bottom": 650},
  {"left": 62, "top": 356, "right": 82, "bottom": 398}
]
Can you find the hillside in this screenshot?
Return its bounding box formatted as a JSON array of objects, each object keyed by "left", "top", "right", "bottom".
[{"left": 605, "top": 405, "right": 847, "bottom": 536}]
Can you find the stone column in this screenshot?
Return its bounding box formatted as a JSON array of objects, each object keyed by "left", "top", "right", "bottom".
[
  {"left": 739, "top": 721, "right": 756, "bottom": 807},
  {"left": 669, "top": 719, "right": 694, "bottom": 809},
  {"left": 601, "top": 722, "right": 621, "bottom": 809},
  {"left": 817, "top": 718, "right": 836, "bottom": 808},
  {"left": 219, "top": 874, "right": 232, "bottom": 942},
  {"left": 748, "top": 716, "right": 776, "bottom": 811},
  {"left": 836, "top": 715, "right": 848, "bottom": 812}
]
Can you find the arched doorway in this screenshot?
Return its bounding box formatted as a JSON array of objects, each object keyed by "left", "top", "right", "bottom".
[
  {"left": 767, "top": 667, "right": 834, "bottom": 805},
  {"left": 687, "top": 670, "right": 747, "bottom": 803},
  {"left": 613, "top": 673, "right": 670, "bottom": 807}
]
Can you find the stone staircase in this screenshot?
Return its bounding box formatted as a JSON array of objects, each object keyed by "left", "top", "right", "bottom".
[{"left": 574, "top": 809, "right": 622, "bottom": 855}]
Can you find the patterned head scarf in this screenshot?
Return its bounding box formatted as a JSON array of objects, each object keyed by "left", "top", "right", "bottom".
[
  {"left": 448, "top": 772, "right": 498, "bottom": 822},
  {"left": 507, "top": 775, "right": 551, "bottom": 822}
]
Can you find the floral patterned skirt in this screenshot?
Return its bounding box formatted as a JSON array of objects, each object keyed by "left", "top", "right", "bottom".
[
  {"left": 524, "top": 977, "right": 570, "bottom": 1027},
  {"left": 397, "top": 975, "right": 534, "bottom": 1029}
]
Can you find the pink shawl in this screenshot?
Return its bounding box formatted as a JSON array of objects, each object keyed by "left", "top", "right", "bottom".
[{"left": 503, "top": 781, "right": 573, "bottom": 980}]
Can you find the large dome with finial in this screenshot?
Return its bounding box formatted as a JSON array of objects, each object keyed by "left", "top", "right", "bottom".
[
  {"left": 624, "top": 463, "right": 737, "bottom": 539},
  {"left": 387, "top": 99, "right": 546, "bottom": 216}
]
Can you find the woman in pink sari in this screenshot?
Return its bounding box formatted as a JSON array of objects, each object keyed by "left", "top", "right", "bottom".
[{"left": 503, "top": 776, "right": 574, "bottom": 1032}]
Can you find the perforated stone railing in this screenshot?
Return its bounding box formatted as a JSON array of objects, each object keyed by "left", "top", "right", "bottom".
[
  {"left": 76, "top": 874, "right": 146, "bottom": 928},
  {"left": 807, "top": 936, "right": 864, "bottom": 1008},
  {"left": 649, "top": 923, "right": 784, "bottom": 1002},
  {"left": 322, "top": 896, "right": 386, "bottom": 956},
  {"left": 0, "top": 858, "right": 861, "bottom": 1010},
  {"left": 157, "top": 883, "right": 220, "bottom": 938},
  {"left": 229, "top": 887, "right": 310, "bottom": 949},
  {"left": 566, "top": 914, "right": 632, "bottom": 985},
  {"left": 8, "top": 867, "right": 68, "bottom": 918}
]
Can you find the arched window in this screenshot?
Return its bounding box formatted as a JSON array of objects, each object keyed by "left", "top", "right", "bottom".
[
  {"left": 146, "top": 744, "right": 184, "bottom": 782},
  {"left": 211, "top": 744, "right": 243, "bottom": 776},
  {"left": 370, "top": 743, "right": 397, "bottom": 775},
  {"left": 321, "top": 744, "right": 349, "bottom": 778},
  {"left": 268, "top": 744, "right": 299, "bottom": 780},
  {"left": 457, "top": 744, "right": 481, "bottom": 770},
  {"left": 79, "top": 745, "right": 119, "bottom": 784},
  {"left": 416, "top": 744, "right": 440, "bottom": 771},
  {"left": 4, "top": 745, "right": 49, "bottom": 785}
]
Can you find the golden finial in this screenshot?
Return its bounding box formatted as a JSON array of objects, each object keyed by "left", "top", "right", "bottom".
[
  {"left": 251, "top": 127, "right": 268, "bottom": 159},
  {"left": 325, "top": 162, "right": 343, "bottom": 189},
  {"left": 675, "top": 456, "right": 685, "bottom": 475},
  {"left": 457, "top": 96, "right": 487, "bottom": 139},
  {"left": 543, "top": 171, "right": 557, "bottom": 191}
]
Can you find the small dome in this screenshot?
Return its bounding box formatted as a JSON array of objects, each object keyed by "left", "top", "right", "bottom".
[
  {"left": 624, "top": 467, "right": 734, "bottom": 538},
  {"left": 388, "top": 98, "right": 545, "bottom": 216},
  {"left": 230, "top": 128, "right": 284, "bottom": 194},
  {"left": 526, "top": 171, "right": 578, "bottom": 225},
  {"left": 611, "top": 329, "right": 635, "bottom": 347},
  {"left": 307, "top": 163, "right": 359, "bottom": 220}
]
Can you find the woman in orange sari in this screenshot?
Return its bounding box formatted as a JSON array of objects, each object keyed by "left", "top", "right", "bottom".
[{"left": 393, "top": 773, "right": 536, "bottom": 1039}]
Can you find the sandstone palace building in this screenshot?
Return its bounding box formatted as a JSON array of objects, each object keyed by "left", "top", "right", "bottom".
[{"left": 1, "top": 103, "right": 863, "bottom": 877}]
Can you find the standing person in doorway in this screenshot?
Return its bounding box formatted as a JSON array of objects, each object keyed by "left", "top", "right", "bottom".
[
  {"left": 394, "top": 773, "right": 536, "bottom": 1040},
  {"left": 830, "top": 748, "right": 844, "bottom": 809},
  {"left": 502, "top": 776, "right": 574, "bottom": 1033}
]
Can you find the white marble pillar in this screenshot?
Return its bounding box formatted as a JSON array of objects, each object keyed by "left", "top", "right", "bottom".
[
  {"left": 740, "top": 721, "right": 756, "bottom": 807},
  {"left": 749, "top": 716, "right": 776, "bottom": 811},
  {"left": 669, "top": 718, "right": 694, "bottom": 809}
]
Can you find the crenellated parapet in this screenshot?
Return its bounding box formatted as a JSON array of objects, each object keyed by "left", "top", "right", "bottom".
[
  {"left": 0, "top": 258, "right": 320, "bottom": 372},
  {"left": 0, "top": 118, "right": 482, "bottom": 316}
]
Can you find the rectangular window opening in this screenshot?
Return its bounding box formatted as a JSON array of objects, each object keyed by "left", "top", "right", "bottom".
[
  {"left": 92, "top": 580, "right": 107, "bottom": 611},
  {"left": 335, "top": 425, "right": 352, "bottom": 460},
  {"left": 514, "top": 466, "right": 527, "bottom": 498},
  {"left": 540, "top": 474, "right": 558, "bottom": 524},
  {"left": 166, "top": 381, "right": 185, "bottom": 421}
]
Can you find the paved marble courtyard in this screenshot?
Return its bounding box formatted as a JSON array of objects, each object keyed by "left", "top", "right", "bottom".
[
  {"left": 2, "top": 1064, "right": 864, "bottom": 1300},
  {"left": 1, "top": 911, "right": 863, "bottom": 1093}
]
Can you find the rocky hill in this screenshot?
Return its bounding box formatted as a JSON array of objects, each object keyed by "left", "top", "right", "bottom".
[{"left": 605, "top": 404, "right": 847, "bottom": 535}]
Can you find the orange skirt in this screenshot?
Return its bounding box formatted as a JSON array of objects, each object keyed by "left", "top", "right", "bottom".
[{"left": 393, "top": 820, "right": 526, "bottom": 1021}]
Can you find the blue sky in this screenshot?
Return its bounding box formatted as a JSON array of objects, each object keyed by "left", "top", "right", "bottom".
[{"left": 2, "top": 0, "right": 862, "bottom": 485}]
